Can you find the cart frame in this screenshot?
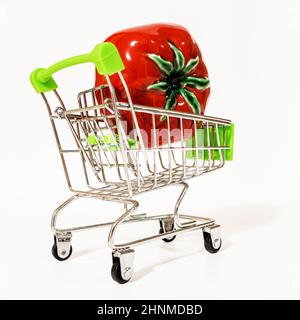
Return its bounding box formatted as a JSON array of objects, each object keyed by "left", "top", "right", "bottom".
[{"left": 30, "top": 43, "right": 232, "bottom": 283}]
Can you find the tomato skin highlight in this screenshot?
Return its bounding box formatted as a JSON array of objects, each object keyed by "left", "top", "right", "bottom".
[{"left": 95, "top": 23, "right": 210, "bottom": 147}]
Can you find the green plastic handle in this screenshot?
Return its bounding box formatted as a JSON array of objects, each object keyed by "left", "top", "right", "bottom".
[{"left": 30, "top": 42, "right": 124, "bottom": 93}]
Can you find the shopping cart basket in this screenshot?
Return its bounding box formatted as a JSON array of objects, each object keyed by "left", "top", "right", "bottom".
[{"left": 30, "top": 43, "right": 234, "bottom": 284}]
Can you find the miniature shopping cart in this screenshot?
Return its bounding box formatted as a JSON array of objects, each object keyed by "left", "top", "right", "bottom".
[{"left": 30, "top": 43, "right": 234, "bottom": 284}]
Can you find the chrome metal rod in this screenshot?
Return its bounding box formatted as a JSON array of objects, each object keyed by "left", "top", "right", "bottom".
[{"left": 110, "top": 219, "right": 215, "bottom": 249}]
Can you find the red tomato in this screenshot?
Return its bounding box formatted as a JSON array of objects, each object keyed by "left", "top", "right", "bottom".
[{"left": 95, "top": 23, "right": 210, "bottom": 147}]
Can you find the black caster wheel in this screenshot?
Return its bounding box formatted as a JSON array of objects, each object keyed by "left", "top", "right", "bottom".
[
  {"left": 51, "top": 242, "right": 73, "bottom": 261},
  {"left": 161, "top": 234, "right": 176, "bottom": 243},
  {"left": 159, "top": 220, "right": 176, "bottom": 243},
  {"left": 203, "top": 231, "right": 222, "bottom": 254},
  {"left": 111, "top": 257, "right": 131, "bottom": 284}
]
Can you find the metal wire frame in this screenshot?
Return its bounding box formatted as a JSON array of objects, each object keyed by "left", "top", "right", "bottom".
[
  {"left": 40, "top": 71, "right": 231, "bottom": 250},
  {"left": 61, "top": 88, "right": 231, "bottom": 197}
]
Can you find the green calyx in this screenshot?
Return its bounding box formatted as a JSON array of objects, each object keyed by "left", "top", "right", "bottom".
[{"left": 147, "top": 42, "right": 209, "bottom": 121}]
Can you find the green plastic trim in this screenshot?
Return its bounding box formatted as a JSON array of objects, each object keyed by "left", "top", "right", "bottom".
[
  {"left": 30, "top": 42, "right": 124, "bottom": 93},
  {"left": 30, "top": 68, "right": 58, "bottom": 93},
  {"left": 87, "top": 133, "right": 135, "bottom": 150},
  {"left": 186, "top": 123, "right": 234, "bottom": 161},
  {"left": 91, "top": 42, "right": 124, "bottom": 76}
]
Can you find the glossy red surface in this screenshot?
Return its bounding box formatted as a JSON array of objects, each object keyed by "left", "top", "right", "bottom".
[{"left": 95, "top": 23, "right": 210, "bottom": 147}]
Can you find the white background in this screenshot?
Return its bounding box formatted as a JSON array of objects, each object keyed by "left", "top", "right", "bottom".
[{"left": 0, "top": 0, "right": 300, "bottom": 299}]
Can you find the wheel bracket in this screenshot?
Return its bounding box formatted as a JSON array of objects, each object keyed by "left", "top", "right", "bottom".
[
  {"left": 55, "top": 232, "right": 72, "bottom": 259},
  {"left": 112, "top": 248, "right": 135, "bottom": 281},
  {"left": 204, "top": 224, "right": 221, "bottom": 249}
]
